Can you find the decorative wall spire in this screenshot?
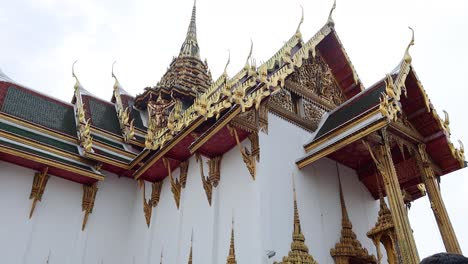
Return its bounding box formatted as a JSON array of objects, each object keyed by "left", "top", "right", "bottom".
[
  {"left": 226, "top": 215, "right": 237, "bottom": 264},
  {"left": 331, "top": 165, "right": 376, "bottom": 263},
  {"left": 276, "top": 174, "right": 317, "bottom": 264},
  {"left": 188, "top": 230, "right": 193, "bottom": 264},
  {"left": 179, "top": 0, "right": 200, "bottom": 58},
  {"left": 82, "top": 183, "right": 98, "bottom": 231}
]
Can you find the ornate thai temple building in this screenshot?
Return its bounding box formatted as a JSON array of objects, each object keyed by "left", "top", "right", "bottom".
[{"left": 0, "top": 1, "right": 465, "bottom": 263}]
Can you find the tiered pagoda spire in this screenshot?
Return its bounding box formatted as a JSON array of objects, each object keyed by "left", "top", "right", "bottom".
[
  {"left": 330, "top": 172, "right": 376, "bottom": 264},
  {"left": 179, "top": 0, "right": 200, "bottom": 59},
  {"left": 226, "top": 217, "right": 237, "bottom": 264},
  {"left": 275, "top": 175, "right": 317, "bottom": 264}
]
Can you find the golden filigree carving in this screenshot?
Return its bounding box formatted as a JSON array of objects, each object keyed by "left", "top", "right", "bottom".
[
  {"left": 248, "top": 132, "right": 260, "bottom": 162},
  {"left": 331, "top": 170, "right": 377, "bottom": 264},
  {"left": 164, "top": 158, "right": 181, "bottom": 209},
  {"left": 270, "top": 89, "right": 293, "bottom": 112},
  {"left": 228, "top": 125, "right": 256, "bottom": 180},
  {"left": 29, "top": 167, "right": 49, "bottom": 219},
  {"left": 196, "top": 153, "right": 213, "bottom": 206},
  {"left": 258, "top": 101, "right": 269, "bottom": 134},
  {"left": 275, "top": 174, "right": 317, "bottom": 264},
  {"left": 288, "top": 53, "right": 345, "bottom": 107},
  {"left": 82, "top": 183, "right": 98, "bottom": 231},
  {"left": 150, "top": 181, "right": 163, "bottom": 207},
  {"left": 146, "top": 94, "right": 175, "bottom": 148},
  {"left": 303, "top": 100, "right": 326, "bottom": 125}
]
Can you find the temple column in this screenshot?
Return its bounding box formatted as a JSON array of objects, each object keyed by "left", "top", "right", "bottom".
[
  {"left": 416, "top": 144, "right": 462, "bottom": 254},
  {"left": 365, "top": 130, "right": 419, "bottom": 264}
]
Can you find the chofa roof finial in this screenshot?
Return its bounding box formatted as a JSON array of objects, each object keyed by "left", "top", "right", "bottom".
[
  {"left": 224, "top": 50, "right": 231, "bottom": 75},
  {"left": 112, "top": 61, "right": 122, "bottom": 90},
  {"left": 244, "top": 39, "right": 253, "bottom": 69},
  {"left": 295, "top": 5, "right": 304, "bottom": 38},
  {"left": 327, "top": 0, "right": 337, "bottom": 26},
  {"left": 404, "top": 26, "right": 415, "bottom": 63},
  {"left": 72, "top": 60, "right": 82, "bottom": 90}
]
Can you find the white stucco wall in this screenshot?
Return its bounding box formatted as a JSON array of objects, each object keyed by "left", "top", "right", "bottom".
[{"left": 0, "top": 113, "right": 382, "bottom": 263}]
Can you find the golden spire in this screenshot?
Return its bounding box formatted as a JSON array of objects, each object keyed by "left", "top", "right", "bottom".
[
  {"left": 295, "top": 5, "right": 304, "bottom": 38},
  {"left": 188, "top": 230, "right": 193, "bottom": 264},
  {"left": 327, "top": 0, "right": 337, "bottom": 26},
  {"left": 111, "top": 61, "right": 121, "bottom": 90},
  {"left": 179, "top": 0, "right": 200, "bottom": 58},
  {"left": 331, "top": 165, "right": 376, "bottom": 263},
  {"left": 404, "top": 27, "right": 415, "bottom": 63},
  {"left": 226, "top": 215, "right": 237, "bottom": 264},
  {"left": 279, "top": 174, "right": 317, "bottom": 263}
]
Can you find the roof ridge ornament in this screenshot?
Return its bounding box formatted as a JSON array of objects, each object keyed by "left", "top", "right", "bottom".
[
  {"left": 404, "top": 27, "right": 415, "bottom": 63},
  {"left": 224, "top": 50, "right": 231, "bottom": 75},
  {"left": 72, "top": 60, "right": 82, "bottom": 90},
  {"left": 244, "top": 39, "right": 254, "bottom": 69},
  {"left": 327, "top": 0, "right": 337, "bottom": 27},
  {"left": 111, "top": 61, "right": 121, "bottom": 90},
  {"left": 295, "top": 5, "right": 304, "bottom": 39}
]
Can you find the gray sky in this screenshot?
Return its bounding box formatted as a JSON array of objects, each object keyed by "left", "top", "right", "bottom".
[{"left": 1, "top": 0, "right": 467, "bottom": 258}]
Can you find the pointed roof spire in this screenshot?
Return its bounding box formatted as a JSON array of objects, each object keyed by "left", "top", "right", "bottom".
[
  {"left": 404, "top": 27, "right": 415, "bottom": 63},
  {"left": 279, "top": 174, "right": 318, "bottom": 263},
  {"left": 179, "top": 0, "right": 200, "bottom": 58},
  {"left": 327, "top": 0, "right": 337, "bottom": 26},
  {"left": 226, "top": 214, "right": 237, "bottom": 264},
  {"left": 331, "top": 164, "right": 377, "bottom": 263},
  {"left": 188, "top": 230, "right": 193, "bottom": 264}
]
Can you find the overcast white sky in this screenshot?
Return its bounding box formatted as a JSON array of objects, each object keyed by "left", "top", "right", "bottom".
[{"left": 1, "top": 0, "right": 467, "bottom": 259}]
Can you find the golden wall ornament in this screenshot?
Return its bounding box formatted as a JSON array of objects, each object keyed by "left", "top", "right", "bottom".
[
  {"left": 228, "top": 125, "right": 256, "bottom": 180},
  {"left": 330, "top": 167, "right": 377, "bottom": 264},
  {"left": 29, "top": 167, "right": 50, "bottom": 219},
  {"left": 164, "top": 158, "right": 181, "bottom": 209},
  {"left": 179, "top": 161, "right": 189, "bottom": 188},
  {"left": 150, "top": 181, "right": 163, "bottom": 207},
  {"left": 82, "top": 183, "right": 98, "bottom": 231},
  {"left": 138, "top": 180, "right": 152, "bottom": 227},
  {"left": 196, "top": 153, "right": 213, "bottom": 206},
  {"left": 274, "top": 174, "right": 317, "bottom": 264},
  {"left": 248, "top": 132, "right": 260, "bottom": 162},
  {"left": 208, "top": 156, "right": 222, "bottom": 187}
]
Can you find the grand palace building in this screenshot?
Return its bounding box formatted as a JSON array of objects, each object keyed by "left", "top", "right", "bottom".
[{"left": 0, "top": 1, "right": 465, "bottom": 263}]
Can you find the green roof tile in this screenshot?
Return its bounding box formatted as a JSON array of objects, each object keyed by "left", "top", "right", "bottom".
[
  {"left": 87, "top": 97, "right": 121, "bottom": 135},
  {"left": 1, "top": 86, "right": 76, "bottom": 136}
]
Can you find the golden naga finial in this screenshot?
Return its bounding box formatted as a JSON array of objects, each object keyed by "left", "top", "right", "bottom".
[
  {"left": 327, "top": 0, "right": 337, "bottom": 26},
  {"left": 224, "top": 50, "right": 231, "bottom": 75},
  {"left": 72, "top": 60, "right": 81, "bottom": 90},
  {"left": 295, "top": 5, "right": 304, "bottom": 38},
  {"left": 244, "top": 39, "right": 253, "bottom": 69},
  {"left": 112, "top": 61, "right": 121, "bottom": 90},
  {"left": 404, "top": 26, "right": 415, "bottom": 63}
]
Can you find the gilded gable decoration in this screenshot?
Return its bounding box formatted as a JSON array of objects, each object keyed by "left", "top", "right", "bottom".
[
  {"left": 330, "top": 170, "right": 376, "bottom": 264},
  {"left": 112, "top": 62, "right": 135, "bottom": 143},
  {"left": 72, "top": 61, "right": 93, "bottom": 154},
  {"left": 275, "top": 174, "right": 318, "bottom": 264},
  {"left": 82, "top": 183, "right": 98, "bottom": 230},
  {"left": 29, "top": 167, "right": 49, "bottom": 219},
  {"left": 180, "top": 161, "right": 189, "bottom": 188}
]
